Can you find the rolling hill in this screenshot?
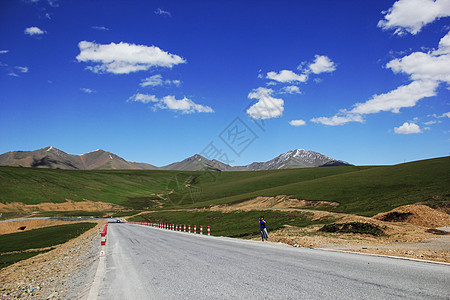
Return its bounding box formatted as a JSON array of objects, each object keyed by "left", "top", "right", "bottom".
[{"left": 0, "top": 156, "right": 448, "bottom": 216}]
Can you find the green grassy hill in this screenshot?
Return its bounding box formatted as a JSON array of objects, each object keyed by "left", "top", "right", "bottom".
[{"left": 0, "top": 157, "right": 448, "bottom": 216}]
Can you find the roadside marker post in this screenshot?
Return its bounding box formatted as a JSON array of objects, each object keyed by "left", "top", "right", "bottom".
[
  {"left": 200, "top": 226, "right": 203, "bottom": 235},
  {"left": 188, "top": 225, "right": 191, "bottom": 233},
  {"left": 194, "top": 225, "right": 196, "bottom": 234},
  {"left": 207, "top": 226, "right": 210, "bottom": 236},
  {"left": 100, "top": 223, "right": 108, "bottom": 256},
  {"left": 184, "top": 225, "right": 186, "bottom": 232},
  {"left": 101, "top": 235, "right": 106, "bottom": 246}
]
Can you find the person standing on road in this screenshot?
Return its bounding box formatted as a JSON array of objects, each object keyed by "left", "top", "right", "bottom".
[{"left": 259, "top": 216, "right": 269, "bottom": 242}]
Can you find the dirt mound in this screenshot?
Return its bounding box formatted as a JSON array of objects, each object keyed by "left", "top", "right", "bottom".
[
  {"left": 210, "top": 195, "right": 338, "bottom": 212},
  {"left": 320, "top": 222, "right": 385, "bottom": 236},
  {"left": 373, "top": 205, "right": 450, "bottom": 228},
  {"left": 0, "top": 199, "right": 125, "bottom": 212}
]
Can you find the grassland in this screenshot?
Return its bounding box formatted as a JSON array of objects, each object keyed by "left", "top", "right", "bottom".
[
  {"left": 129, "top": 210, "right": 333, "bottom": 238},
  {"left": 0, "top": 222, "right": 96, "bottom": 253},
  {"left": 0, "top": 222, "right": 96, "bottom": 269},
  {"left": 0, "top": 156, "right": 448, "bottom": 217},
  {"left": 0, "top": 250, "right": 50, "bottom": 270}
]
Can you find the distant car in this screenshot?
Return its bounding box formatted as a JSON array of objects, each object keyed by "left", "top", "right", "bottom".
[{"left": 116, "top": 219, "right": 121, "bottom": 223}]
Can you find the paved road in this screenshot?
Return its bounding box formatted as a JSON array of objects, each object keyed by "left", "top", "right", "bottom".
[{"left": 97, "top": 223, "right": 450, "bottom": 299}]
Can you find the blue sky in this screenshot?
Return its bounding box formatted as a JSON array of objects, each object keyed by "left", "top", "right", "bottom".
[{"left": 0, "top": 0, "right": 449, "bottom": 166}]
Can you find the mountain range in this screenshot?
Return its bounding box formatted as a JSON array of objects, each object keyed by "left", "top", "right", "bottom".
[{"left": 0, "top": 147, "right": 352, "bottom": 171}]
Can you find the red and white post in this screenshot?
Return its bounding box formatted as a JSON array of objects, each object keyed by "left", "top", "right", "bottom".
[
  {"left": 200, "top": 225, "right": 203, "bottom": 235},
  {"left": 188, "top": 225, "right": 191, "bottom": 233},
  {"left": 100, "top": 223, "right": 108, "bottom": 256},
  {"left": 194, "top": 225, "right": 197, "bottom": 234},
  {"left": 183, "top": 225, "right": 186, "bottom": 232},
  {"left": 207, "top": 226, "right": 210, "bottom": 236}
]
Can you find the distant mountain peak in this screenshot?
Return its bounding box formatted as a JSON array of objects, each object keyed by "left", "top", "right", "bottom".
[
  {"left": 0, "top": 147, "right": 351, "bottom": 171},
  {"left": 0, "top": 147, "right": 157, "bottom": 170},
  {"left": 161, "top": 148, "right": 351, "bottom": 171},
  {"left": 84, "top": 149, "right": 104, "bottom": 154}
]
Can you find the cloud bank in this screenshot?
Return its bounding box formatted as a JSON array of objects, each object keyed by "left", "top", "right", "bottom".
[
  {"left": 378, "top": 0, "right": 450, "bottom": 35},
  {"left": 128, "top": 93, "right": 213, "bottom": 114},
  {"left": 311, "top": 31, "right": 450, "bottom": 126},
  {"left": 76, "top": 41, "right": 186, "bottom": 74},
  {"left": 246, "top": 87, "right": 284, "bottom": 119},
  {"left": 24, "top": 27, "right": 46, "bottom": 36}
]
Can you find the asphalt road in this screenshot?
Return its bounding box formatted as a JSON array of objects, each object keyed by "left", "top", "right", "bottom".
[{"left": 97, "top": 223, "right": 450, "bottom": 300}]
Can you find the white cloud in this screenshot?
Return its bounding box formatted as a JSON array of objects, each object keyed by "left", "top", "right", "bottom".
[
  {"left": 429, "top": 111, "right": 450, "bottom": 120},
  {"left": 128, "top": 94, "right": 213, "bottom": 114},
  {"left": 155, "top": 8, "right": 171, "bottom": 16},
  {"left": 308, "top": 55, "right": 336, "bottom": 74},
  {"left": 350, "top": 80, "right": 438, "bottom": 115},
  {"left": 140, "top": 74, "right": 163, "bottom": 87},
  {"left": 314, "top": 78, "right": 323, "bottom": 83},
  {"left": 76, "top": 41, "right": 185, "bottom": 74},
  {"left": 378, "top": 0, "right": 450, "bottom": 35},
  {"left": 289, "top": 119, "right": 306, "bottom": 126},
  {"left": 281, "top": 85, "right": 301, "bottom": 94},
  {"left": 140, "top": 74, "right": 181, "bottom": 87},
  {"left": 80, "top": 88, "right": 95, "bottom": 94},
  {"left": 128, "top": 93, "right": 159, "bottom": 104},
  {"left": 0, "top": 50, "right": 8, "bottom": 54},
  {"left": 8, "top": 72, "right": 19, "bottom": 77},
  {"left": 311, "top": 31, "right": 450, "bottom": 126},
  {"left": 246, "top": 87, "right": 284, "bottom": 119},
  {"left": 394, "top": 122, "right": 422, "bottom": 134},
  {"left": 45, "top": 13, "right": 51, "bottom": 20},
  {"left": 92, "top": 26, "right": 110, "bottom": 31},
  {"left": 424, "top": 120, "right": 438, "bottom": 125},
  {"left": 47, "top": 0, "right": 59, "bottom": 7},
  {"left": 312, "top": 80, "right": 438, "bottom": 126},
  {"left": 15, "top": 66, "right": 28, "bottom": 73},
  {"left": 266, "top": 70, "right": 307, "bottom": 83},
  {"left": 24, "top": 27, "right": 46, "bottom": 36},
  {"left": 311, "top": 114, "right": 364, "bottom": 126},
  {"left": 157, "top": 96, "right": 214, "bottom": 114},
  {"left": 386, "top": 31, "right": 450, "bottom": 85}
]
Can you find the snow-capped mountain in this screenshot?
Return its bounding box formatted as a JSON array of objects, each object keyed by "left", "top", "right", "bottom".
[
  {"left": 161, "top": 149, "right": 352, "bottom": 171},
  {"left": 244, "top": 149, "right": 351, "bottom": 170}
]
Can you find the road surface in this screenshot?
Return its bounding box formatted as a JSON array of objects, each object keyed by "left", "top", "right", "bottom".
[{"left": 96, "top": 223, "right": 450, "bottom": 299}]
